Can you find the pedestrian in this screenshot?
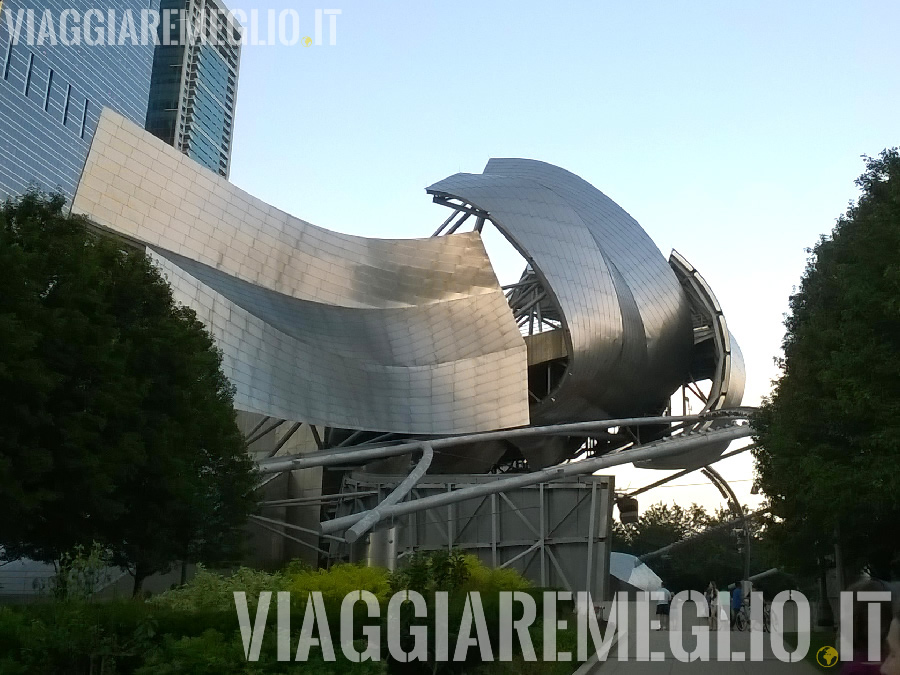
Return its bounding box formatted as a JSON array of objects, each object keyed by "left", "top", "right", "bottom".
[
  {"left": 656, "top": 587, "right": 672, "bottom": 630},
  {"left": 843, "top": 578, "right": 893, "bottom": 674},
  {"left": 730, "top": 582, "right": 743, "bottom": 630},
  {"left": 706, "top": 581, "right": 719, "bottom": 629},
  {"left": 881, "top": 607, "right": 900, "bottom": 675}
]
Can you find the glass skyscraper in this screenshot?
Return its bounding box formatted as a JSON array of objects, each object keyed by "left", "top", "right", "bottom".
[
  {"left": 0, "top": 0, "right": 159, "bottom": 201},
  {"left": 145, "top": 0, "right": 240, "bottom": 178}
]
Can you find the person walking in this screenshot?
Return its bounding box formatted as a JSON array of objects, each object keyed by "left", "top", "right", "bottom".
[
  {"left": 730, "top": 583, "right": 743, "bottom": 630},
  {"left": 656, "top": 587, "right": 672, "bottom": 630},
  {"left": 705, "top": 581, "right": 719, "bottom": 629}
]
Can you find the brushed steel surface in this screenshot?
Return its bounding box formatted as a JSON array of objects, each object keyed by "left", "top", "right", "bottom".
[
  {"left": 72, "top": 109, "right": 529, "bottom": 435},
  {"left": 428, "top": 159, "right": 695, "bottom": 424},
  {"left": 72, "top": 110, "right": 744, "bottom": 470},
  {"left": 634, "top": 251, "right": 747, "bottom": 469}
]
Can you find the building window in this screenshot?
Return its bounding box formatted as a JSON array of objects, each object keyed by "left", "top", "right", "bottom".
[
  {"left": 62, "top": 84, "right": 71, "bottom": 125},
  {"left": 23, "top": 52, "right": 34, "bottom": 96},
  {"left": 44, "top": 69, "right": 53, "bottom": 111},
  {"left": 1, "top": 41, "right": 11, "bottom": 81},
  {"left": 80, "top": 99, "right": 89, "bottom": 139}
]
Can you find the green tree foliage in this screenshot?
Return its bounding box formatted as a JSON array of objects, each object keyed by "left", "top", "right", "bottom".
[
  {"left": 389, "top": 549, "right": 471, "bottom": 596},
  {"left": 388, "top": 550, "right": 532, "bottom": 597},
  {"left": 612, "top": 502, "right": 782, "bottom": 592},
  {"left": 0, "top": 192, "right": 257, "bottom": 593},
  {"left": 753, "top": 149, "right": 900, "bottom": 579},
  {"left": 612, "top": 502, "right": 709, "bottom": 558}
]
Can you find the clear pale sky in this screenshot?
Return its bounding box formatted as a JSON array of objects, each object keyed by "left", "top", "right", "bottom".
[{"left": 226, "top": 0, "right": 900, "bottom": 514}]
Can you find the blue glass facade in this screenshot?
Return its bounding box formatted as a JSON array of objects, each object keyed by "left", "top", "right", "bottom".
[
  {"left": 0, "top": 0, "right": 159, "bottom": 201},
  {"left": 145, "top": 0, "right": 239, "bottom": 178}
]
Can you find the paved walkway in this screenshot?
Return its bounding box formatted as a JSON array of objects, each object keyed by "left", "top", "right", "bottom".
[{"left": 581, "top": 601, "right": 820, "bottom": 674}]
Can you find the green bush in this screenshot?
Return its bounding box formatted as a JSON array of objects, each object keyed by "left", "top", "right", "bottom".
[
  {"left": 0, "top": 554, "right": 546, "bottom": 674},
  {"left": 149, "top": 565, "right": 287, "bottom": 612},
  {"left": 0, "top": 602, "right": 386, "bottom": 674},
  {"left": 135, "top": 629, "right": 386, "bottom": 675},
  {"left": 390, "top": 551, "right": 532, "bottom": 597},
  {"left": 389, "top": 550, "right": 470, "bottom": 595},
  {"left": 135, "top": 630, "right": 255, "bottom": 675},
  {"left": 0, "top": 602, "right": 157, "bottom": 674},
  {"left": 287, "top": 563, "right": 391, "bottom": 605},
  {"left": 37, "top": 542, "right": 116, "bottom": 602},
  {"left": 150, "top": 562, "right": 392, "bottom": 612},
  {"left": 461, "top": 555, "right": 532, "bottom": 594}
]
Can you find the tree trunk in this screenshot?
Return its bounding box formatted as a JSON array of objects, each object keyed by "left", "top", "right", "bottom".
[
  {"left": 834, "top": 525, "right": 844, "bottom": 592},
  {"left": 132, "top": 565, "right": 149, "bottom": 598},
  {"left": 55, "top": 558, "right": 71, "bottom": 601},
  {"left": 816, "top": 564, "right": 834, "bottom": 628}
]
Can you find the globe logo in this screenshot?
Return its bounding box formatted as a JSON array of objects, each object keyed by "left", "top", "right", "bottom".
[
  {"left": 302, "top": 36, "right": 313, "bottom": 47},
  {"left": 816, "top": 646, "right": 839, "bottom": 667}
]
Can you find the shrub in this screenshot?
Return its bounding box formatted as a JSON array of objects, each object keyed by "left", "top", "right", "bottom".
[
  {"left": 461, "top": 555, "right": 532, "bottom": 594},
  {"left": 37, "top": 541, "right": 116, "bottom": 602},
  {"left": 390, "top": 551, "right": 531, "bottom": 596},
  {"left": 389, "top": 550, "right": 470, "bottom": 595},
  {"left": 0, "top": 555, "right": 538, "bottom": 674},
  {"left": 0, "top": 602, "right": 157, "bottom": 674},
  {"left": 135, "top": 629, "right": 253, "bottom": 675},
  {"left": 150, "top": 562, "right": 393, "bottom": 613},
  {"left": 149, "top": 565, "right": 287, "bottom": 612},
  {"left": 135, "top": 629, "right": 387, "bottom": 675},
  {"left": 287, "top": 563, "right": 391, "bottom": 605}
]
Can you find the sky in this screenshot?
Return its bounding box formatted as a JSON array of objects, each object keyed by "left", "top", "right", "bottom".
[{"left": 225, "top": 0, "right": 900, "bottom": 515}]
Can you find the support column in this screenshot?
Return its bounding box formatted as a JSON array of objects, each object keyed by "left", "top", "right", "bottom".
[{"left": 366, "top": 526, "right": 398, "bottom": 571}]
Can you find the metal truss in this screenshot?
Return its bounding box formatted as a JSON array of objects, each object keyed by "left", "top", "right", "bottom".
[{"left": 329, "top": 473, "right": 614, "bottom": 597}]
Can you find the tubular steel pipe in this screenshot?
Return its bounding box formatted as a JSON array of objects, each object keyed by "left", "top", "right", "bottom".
[
  {"left": 704, "top": 465, "right": 752, "bottom": 580},
  {"left": 258, "top": 410, "right": 754, "bottom": 475},
  {"left": 321, "top": 424, "right": 752, "bottom": 535},
  {"left": 627, "top": 443, "right": 756, "bottom": 498},
  {"left": 341, "top": 443, "right": 434, "bottom": 542}
]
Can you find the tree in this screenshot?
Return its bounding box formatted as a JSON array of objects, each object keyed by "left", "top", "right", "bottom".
[
  {"left": 612, "top": 502, "right": 784, "bottom": 592},
  {"left": 0, "top": 192, "right": 258, "bottom": 594},
  {"left": 612, "top": 502, "right": 709, "bottom": 559},
  {"left": 613, "top": 502, "right": 732, "bottom": 591},
  {"left": 753, "top": 149, "right": 900, "bottom": 580}
]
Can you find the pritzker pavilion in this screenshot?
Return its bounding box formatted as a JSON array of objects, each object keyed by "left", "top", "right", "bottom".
[{"left": 71, "top": 109, "right": 753, "bottom": 597}]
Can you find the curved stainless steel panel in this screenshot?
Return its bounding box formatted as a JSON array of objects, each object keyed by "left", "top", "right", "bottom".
[
  {"left": 72, "top": 109, "right": 530, "bottom": 435},
  {"left": 427, "top": 159, "right": 694, "bottom": 424},
  {"left": 634, "top": 251, "right": 746, "bottom": 469},
  {"left": 667, "top": 250, "right": 746, "bottom": 417},
  {"left": 71, "top": 111, "right": 743, "bottom": 469}
]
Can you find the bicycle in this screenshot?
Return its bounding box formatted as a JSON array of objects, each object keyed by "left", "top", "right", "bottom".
[
  {"left": 735, "top": 601, "right": 750, "bottom": 631},
  {"left": 734, "top": 599, "right": 772, "bottom": 632}
]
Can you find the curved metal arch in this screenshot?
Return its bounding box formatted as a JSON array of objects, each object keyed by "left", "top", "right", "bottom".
[
  {"left": 427, "top": 159, "right": 695, "bottom": 427},
  {"left": 702, "top": 466, "right": 751, "bottom": 580},
  {"left": 635, "top": 251, "right": 747, "bottom": 469}
]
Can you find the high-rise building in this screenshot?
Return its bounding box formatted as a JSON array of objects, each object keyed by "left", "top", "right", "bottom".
[
  {"left": 145, "top": 0, "right": 240, "bottom": 179},
  {"left": 0, "top": 0, "right": 160, "bottom": 201}
]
